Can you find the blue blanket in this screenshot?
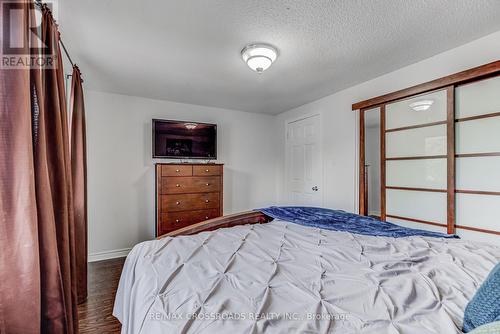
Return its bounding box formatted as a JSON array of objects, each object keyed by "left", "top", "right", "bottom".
[{"left": 258, "top": 206, "right": 458, "bottom": 239}]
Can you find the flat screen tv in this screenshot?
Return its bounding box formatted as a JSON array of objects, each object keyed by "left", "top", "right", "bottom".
[{"left": 152, "top": 119, "right": 217, "bottom": 159}]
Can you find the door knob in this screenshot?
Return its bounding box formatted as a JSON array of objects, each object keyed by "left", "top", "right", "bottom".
[{"left": 312, "top": 186, "right": 319, "bottom": 191}]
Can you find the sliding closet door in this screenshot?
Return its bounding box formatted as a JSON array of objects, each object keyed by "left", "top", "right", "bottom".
[
  {"left": 455, "top": 75, "right": 500, "bottom": 242},
  {"left": 384, "top": 89, "right": 451, "bottom": 233}
]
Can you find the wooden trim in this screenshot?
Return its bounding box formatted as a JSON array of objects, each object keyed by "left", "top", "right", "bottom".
[
  {"left": 359, "top": 110, "right": 366, "bottom": 215},
  {"left": 456, "top": 225, "right": 500, "bottom": 236},
  {"left": 456, "top": 152, "right": 500, "bottom": 158},
  {"left": 386, "top": 214, "right": 447, "bottom": 228},
  {"left": 456, "top": 190, "right": 500, "bottom": 196},
  {"left": 455, "top": 111, "right": 500, "bottom": 123},
  {"left": 446, "top": 86, "right": 456, "bottom": 234},
  {"left": 352, "top": 60, "right": 500, "bottom": 110},
  {"left": 385, "top": 120, "right": 447, "bottom": 133},
  {"left": 386, "top": 155, "right": 447, "bottom": 161},
  {"left": 386, "top": 186, "right": 447, "bottom": 193},
  {"left": 158, "top": 211, "right": 273, "bottom": 238},
  {"left": 380, "top": 106, "right": 386, "bottom": 221}
]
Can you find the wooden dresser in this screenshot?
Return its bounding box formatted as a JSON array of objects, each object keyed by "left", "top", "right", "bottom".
[{"left": 155, "top": 163, "right": 223, "bottom": 236}]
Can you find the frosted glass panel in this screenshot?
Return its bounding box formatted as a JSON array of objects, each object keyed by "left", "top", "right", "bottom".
[
  {"left": 457, "top": 156, "right": 500, "bottom": 191},
  {"left": 386, "top": 189, "right": 446, "bottom": 224},
  {"left": 456, "top": 76, "right": 500, "bottom": 118},
  {"left": 456, "top": 229, "right": 500, "bottom": 244},
  {"left": 364, "top": 109, "right": 381, "bottom": 216},
  {"left": 456, "top": 193, "right": 500, "bottom": 231},
  {"left": 386, "top": 90, "right": 447, "bottom": 129},
  {"left": 387, "top": 217, "right": 446, "bottom": 234},
  {"left": 387, "top": 159, "right": 447, "bottom": 189},
  {"left": 456, "top": 117, "right": 500, "bottom": 154},
  {"left": 364, "top": 107, "right": 381, "bottom": 128},
  {"left": 386, "top": 125, "right": 446, "bottom": 158}
]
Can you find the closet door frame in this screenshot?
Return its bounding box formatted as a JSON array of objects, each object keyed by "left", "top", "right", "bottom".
[
  {"left": 446, "top": 86, "right": 455, "bottom": 234},
  {"left": 355, "top": 60, "right": 500, "bottom": 235}
]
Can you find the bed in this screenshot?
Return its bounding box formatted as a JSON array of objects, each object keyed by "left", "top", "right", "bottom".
[{"left": 113, "top": 208, "right": 500, "bottom": 334}]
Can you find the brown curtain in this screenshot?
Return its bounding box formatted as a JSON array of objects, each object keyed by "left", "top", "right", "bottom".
[
  {"left": 70, "top": 65, "right": 88, "bottom": 304},
  {"left": 0, "top": 2, "right": 79, "bottom": 333},
  {"left": 0, "top": 2, "right": 41, "bottom": 333},
  {"left": 36, "top": 5, "right": 79, "bottom": 333}
]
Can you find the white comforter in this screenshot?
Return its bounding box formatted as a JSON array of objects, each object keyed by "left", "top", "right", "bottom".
[{"left": 114, "top": 220, "right": 500, "bottom": 334}]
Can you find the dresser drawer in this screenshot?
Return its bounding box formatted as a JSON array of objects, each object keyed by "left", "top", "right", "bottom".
[
  {"left": 193, "top": 165, "right": 222, "bottom": 176},
  {"left": 162, "top": 176, "right": 221, "bottom": 194},
  {"left": 159, "top": 209, "right": 221, "bottom": 232},
  {"left": 161, "top": 165, "right": 193, "bottom": 177},
  {"left": 161, "top": 192, "right": 220, "bottom": 212}
]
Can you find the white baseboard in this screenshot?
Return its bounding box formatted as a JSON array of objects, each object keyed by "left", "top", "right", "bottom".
[{"left": 88, "top": 247, "right": 132, "bottom": 262}]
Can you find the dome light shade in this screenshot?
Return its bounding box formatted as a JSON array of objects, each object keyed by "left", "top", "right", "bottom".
[{"left": 241, "top": 44, "right": 278, "bottom": 73}]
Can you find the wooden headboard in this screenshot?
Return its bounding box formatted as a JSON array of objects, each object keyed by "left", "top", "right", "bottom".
[{"left": 157, "top": 211, "right": 273, "bottom": 238}]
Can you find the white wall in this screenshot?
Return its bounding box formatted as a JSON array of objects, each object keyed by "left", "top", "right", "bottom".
[
  {"left": 275, "top": 30, "right": 500, "bottom": 242},
  {"left": 86, "top": 90, "right": 279, "bottom": 260}
]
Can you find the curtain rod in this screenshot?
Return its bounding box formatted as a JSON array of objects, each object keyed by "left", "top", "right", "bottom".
[
  {"left": 59, "top": 40, "right": 75, "bottom": 67},
  {"left": 34, "top": 0, "right": 75, "bottom": 68}
]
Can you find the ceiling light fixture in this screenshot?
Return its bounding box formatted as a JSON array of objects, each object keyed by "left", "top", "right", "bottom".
[
  {"left": 241, "top": 43, "right": 278, "bottom": 73},
  {"left": 184, "top": 122, "right": 198, "bottom": 130},
  {"left": 409, "top": 100, "right": 434, "bottom": 112}
]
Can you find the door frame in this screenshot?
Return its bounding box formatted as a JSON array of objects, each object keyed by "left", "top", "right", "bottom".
[{"left": 285, "top": 113, "right": 324, "bottom": 206}]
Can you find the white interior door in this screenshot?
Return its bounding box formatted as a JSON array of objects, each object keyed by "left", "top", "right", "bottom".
[{"left": 286, "top": 114, "right": 323, "bottom": 206}]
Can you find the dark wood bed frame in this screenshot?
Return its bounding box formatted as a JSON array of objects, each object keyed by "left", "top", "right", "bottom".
[{"left": 157, "top": 211, "right": 273, "bottom": 238}]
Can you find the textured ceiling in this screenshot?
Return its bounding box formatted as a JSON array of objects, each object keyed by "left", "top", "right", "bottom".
[{"left": 59, "top": 0, "right": 500, "bottom": 114}]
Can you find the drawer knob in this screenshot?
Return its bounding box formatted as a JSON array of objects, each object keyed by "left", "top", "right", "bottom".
[
  {"left": 175, "top": 169, "right": 180, "bottom": 172},
  {"left": 205, "top": 169, "right": 209, "bottom": 172},
  {"left": 175, "top": 219, "right": 180, "bottom": 223},
  {"left": 205, "top": 216, "right": 209, "bottom": 219},
  {"left": 206, "top": 183, "right": 210, "bottom": 186},
  {"left": 176, "top": 184, "right": 180, "bottom": 187},
  {"left": 176, "top": 201, "right": 180, "bottom": 205},
  {"left": 205, "top": 199, "right": 210, "bottom": 203}
]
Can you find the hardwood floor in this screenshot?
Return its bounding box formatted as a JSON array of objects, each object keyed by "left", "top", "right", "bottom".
[{"left": 78, "top": 257, "right": 125, "bottom": 333}]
